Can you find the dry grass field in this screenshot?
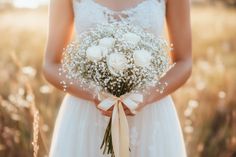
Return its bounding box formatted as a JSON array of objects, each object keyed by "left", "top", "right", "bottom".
[{"left": 0, "top": 5, "right": 236, "bottom": 157}]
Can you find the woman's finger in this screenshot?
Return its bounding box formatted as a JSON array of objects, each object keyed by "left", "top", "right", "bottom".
[
  {"left": 99, "top": 105, "right": 136, "bottom": 117},
  {"left": 124, "top": 110, "right": 135, "bottom": 116},
  {"left": 102, "top": 113, "right": 112, "bottom": 117},
  {"left": 107, "top": 106, "right": 114, "bottom": 111},
  {"left": 101, "top": 110, "right": 112, "bottom": 117},
  {"left": 102, "top": 110, "right": 134, "bottom": 117}
]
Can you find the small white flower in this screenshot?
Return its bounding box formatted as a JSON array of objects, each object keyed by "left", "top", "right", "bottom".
[
  {"left": 123, "top": 32, "right": 141, "bottom": 45},
  {"left": 133, "top": 49, "right": 152, "bottom": 67},
  {"left": 107, "top": 52, "right": 128, "bottom": 76},
  {"left": 99, "top": 37, "right": 115, "bottom": 49}
]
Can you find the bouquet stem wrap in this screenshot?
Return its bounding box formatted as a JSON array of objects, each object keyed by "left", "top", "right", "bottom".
[{"left": 97, "top": 92, "right": 143, "bottom": 157}]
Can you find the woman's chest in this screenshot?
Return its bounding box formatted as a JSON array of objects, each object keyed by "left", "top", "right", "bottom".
[{"left": 72, "top": 0, "right": 166, "bottom": 36}]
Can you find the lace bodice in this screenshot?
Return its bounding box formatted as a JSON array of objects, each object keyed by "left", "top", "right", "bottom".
[{"left": 72, "top": 0, "right": 166, "bottom": 38}]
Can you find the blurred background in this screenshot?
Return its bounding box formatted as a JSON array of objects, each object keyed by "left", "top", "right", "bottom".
[{"left": 0, "top": 0, "right": 236, "bottom": 157}]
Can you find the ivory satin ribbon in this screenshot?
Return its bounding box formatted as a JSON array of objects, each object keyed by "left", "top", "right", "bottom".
[{"left": 97, "top": 92, "right": 143, "bottom": 157}]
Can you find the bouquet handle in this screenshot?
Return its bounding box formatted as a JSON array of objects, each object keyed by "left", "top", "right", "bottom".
[{"left": 97, "top": 92, "right": 143, "bottom": 157}]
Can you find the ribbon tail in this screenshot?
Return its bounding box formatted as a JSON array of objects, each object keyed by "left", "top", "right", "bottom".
[
  {"left": 118, "top": 101, "right": 130, "bottom": 157},
  {"left": 111, "top": 103, "right": 120, "bottom": 157},
  {"left": 111, "top": 101, "right": 130, "bottom": 157}
]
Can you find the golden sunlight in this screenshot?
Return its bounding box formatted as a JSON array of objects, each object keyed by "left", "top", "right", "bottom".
[{"left": 10, "top": 0, "right": 48, "bottom": 9}]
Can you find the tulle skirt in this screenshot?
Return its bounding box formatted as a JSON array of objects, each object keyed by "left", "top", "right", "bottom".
[{"left": 49, "top": 93, "right": 187, "bottom": 157}]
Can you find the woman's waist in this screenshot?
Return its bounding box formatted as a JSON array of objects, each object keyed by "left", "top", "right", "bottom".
[
  {"left": 63, "top": 93, "right": 95, "bottom": 105},
  {"left": 64, "top": 92, "right": 172, "bottom": 106}
]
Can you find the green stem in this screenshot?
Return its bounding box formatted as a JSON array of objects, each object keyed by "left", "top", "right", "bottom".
[{"left": 100, "top": 118, "right": 115, "bottom": 156}]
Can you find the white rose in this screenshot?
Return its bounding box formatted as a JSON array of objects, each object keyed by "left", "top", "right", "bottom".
[
  {"left": 100, "top": 46, "right": 109, "bottom": 57},
  {"left": 123, "top": 32, "right": 141, "bottom": 45},
  {"left": 99, "top": 37, "right": 115, "bottom": 49},
  {"left": 107, "top": 52, "right": 128, "bottom": 76},
  {"left": 86, "top": 46, "right": 103, "bottom": 62},
  {"left": 133, "top": 49, "right": 152, "bottom": 67}
]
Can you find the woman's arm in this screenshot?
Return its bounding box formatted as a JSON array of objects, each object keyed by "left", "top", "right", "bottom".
[
  {"left": 136, "top": 0, "right": 192, "bottom": 111},
  {"left": 42, "top": 0, "right": 97, "bottom": 103}
]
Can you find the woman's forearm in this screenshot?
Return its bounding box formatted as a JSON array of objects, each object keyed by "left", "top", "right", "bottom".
[
  {"left": 42, "top": 62, "right": 96, "bottom": 103},
  {"left": 140, "top": 57, "right": 192, "bottom": 107}
]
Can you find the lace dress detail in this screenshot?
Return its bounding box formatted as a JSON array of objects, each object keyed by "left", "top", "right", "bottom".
[
  {"left": 49, "top": 0, "right": 187, "bottom": 156},
  {"left": 72, "top": 0, "right": 166, "bottom": 37}
]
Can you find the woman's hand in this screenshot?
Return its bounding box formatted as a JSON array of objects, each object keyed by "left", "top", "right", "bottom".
[
  {"left": 93, "top": 97, "right": 135, "bottom": 117},
  {"left": 100, "top": 106, "right": 135, "bottom": 117}
]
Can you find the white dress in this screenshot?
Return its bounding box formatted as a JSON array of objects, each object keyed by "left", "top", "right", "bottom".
[{"left": 49, "top": 0, "right": 187, "bottom": 156}]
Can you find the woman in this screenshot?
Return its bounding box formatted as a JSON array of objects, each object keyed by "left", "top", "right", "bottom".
[{"left": 43, "top": 0, "right": 192, "bottom": 156}]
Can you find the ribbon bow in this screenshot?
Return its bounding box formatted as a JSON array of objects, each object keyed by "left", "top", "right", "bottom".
[{"left": 97, "top": 92, "right": 143, "bottom": 157}]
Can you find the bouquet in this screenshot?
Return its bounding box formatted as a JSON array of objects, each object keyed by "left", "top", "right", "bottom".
[{"left": 60, "top": 21, "right": 174, "bottom": 157}]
